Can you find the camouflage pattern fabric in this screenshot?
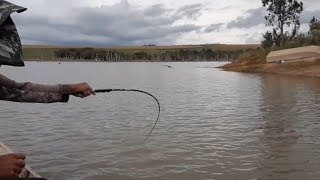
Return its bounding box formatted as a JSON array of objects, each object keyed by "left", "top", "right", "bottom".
[
  {"left": 0, "top": 0, "right": 27, "bottom": 66},
  {"left": 0, "top": 86, "right": 69, "bottom": 103},
  {"left": 0, "top": 74, "right": 70, "bottom": 103}
]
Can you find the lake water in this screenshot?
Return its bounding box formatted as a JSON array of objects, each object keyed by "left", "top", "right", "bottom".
[{"left": 1, "top": 62, "right": 320, "bottom": 180}]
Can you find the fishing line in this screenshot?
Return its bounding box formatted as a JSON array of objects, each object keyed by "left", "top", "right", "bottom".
[{"left": 94, "top": 89, "right": 160, "bottom": 142}]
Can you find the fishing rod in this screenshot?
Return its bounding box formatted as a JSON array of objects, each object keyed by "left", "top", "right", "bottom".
[{"left": 94, "top": 89, "right": 160, "bottom": 142}]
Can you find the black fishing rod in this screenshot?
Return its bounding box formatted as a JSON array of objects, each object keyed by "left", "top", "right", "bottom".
[{"left": 94, "top": 89, "right": 160, "bottom": 142}]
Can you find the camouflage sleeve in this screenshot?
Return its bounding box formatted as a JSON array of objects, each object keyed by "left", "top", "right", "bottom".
[
  {"left": 0, "top": 86, "right": 69, "bottom": 103},
  {"left": 0, "top": 74, "right": 70, "bottom": 103}
]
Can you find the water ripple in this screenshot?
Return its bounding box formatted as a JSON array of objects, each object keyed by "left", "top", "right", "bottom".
[{"left": 0, "top": 62, "right": 320, "bottom": 180}]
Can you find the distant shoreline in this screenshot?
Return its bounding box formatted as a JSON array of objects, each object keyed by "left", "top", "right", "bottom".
[
  {"left": 24, "top": 59, "right": 228, "bottom": 63},
  {"left": 22, "top": 44, "right": 259, "bottom": 62},
  {"left": 22, "top": 44, "right": 259, "bottom": 50}
]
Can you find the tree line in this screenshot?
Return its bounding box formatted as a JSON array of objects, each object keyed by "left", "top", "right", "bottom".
[
  {"left": 261, "top": 0, "right": 320, "bottom": 51},
  {"left": 54, "top": 48, "right": 245, "bottom": 62},
  {"left": 234, "top": 0, "right": 320, "bottom": 63}
]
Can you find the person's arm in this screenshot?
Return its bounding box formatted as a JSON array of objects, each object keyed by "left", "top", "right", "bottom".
[
  {"left": 0, "top": 74, "right": 69, "bottom": 93},
  {"left": 0, "top": 86, "right": 69, "bottom": 103},
  {"left": 0, "top": 74, "right": 94, "bottom": 103}
]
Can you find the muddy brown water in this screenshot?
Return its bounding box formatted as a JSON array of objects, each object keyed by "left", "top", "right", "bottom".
[{"left": 1, "top": 62, "right": 320, "bottom": 180}]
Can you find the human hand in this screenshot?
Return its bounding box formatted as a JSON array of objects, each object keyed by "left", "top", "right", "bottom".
[
  {"left": 70, "top": 82, "right": 95, "bottom": 98},
  {"left": 0, "top": 154, "right": 26, "bottom": 179}
]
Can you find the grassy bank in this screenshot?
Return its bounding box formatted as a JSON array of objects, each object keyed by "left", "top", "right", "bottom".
[{"left": 221, "top": 59, "right": 320, "bottom": 78}]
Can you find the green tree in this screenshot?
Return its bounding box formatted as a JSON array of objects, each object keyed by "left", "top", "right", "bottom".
[
  {"left": 308, "top": 16, "right": 320, "bottom": 45},
  {"left": 309, "top": 16, "right": 320, "bottom": 34},
  {"left": 261, "top": 31, "right": 274, "bottom": 50},
  {"left": 262, "top": 0, "right": 303, "bottom": 48}
]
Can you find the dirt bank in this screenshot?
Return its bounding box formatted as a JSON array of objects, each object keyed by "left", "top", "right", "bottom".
[{"left": 221, "top": 60, "right": 320, "bottom": 78}]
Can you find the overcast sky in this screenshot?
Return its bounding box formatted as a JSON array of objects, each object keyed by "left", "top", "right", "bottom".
[{"left": 8, "top": 0, "right": 320, "bottom": 46}]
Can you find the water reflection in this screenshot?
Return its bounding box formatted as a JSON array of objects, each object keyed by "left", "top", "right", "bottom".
[{"left": 258, "top": 74, "right": 320, "bottom": 180}]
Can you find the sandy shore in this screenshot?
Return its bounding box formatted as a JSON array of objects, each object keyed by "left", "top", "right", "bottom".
[{"left": 221, "top": 60, "right": 320, "bottom": 78}]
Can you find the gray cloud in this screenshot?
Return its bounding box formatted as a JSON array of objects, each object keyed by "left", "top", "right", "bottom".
[
  {"left": 204, "top": 23, "right": 223, "bottom": 33},
  {"left": 300, "top": 10, "right": 320, "bottom": 24},
  {"left": 144, "top": 4, "right": 170, "bottom": 17},
  {"left": 174, "top": 4, "right": 204, "bottom": 20},
  {"left": 217, "top": 5, "right": 233, "bottom": 11},
  {"left": 227, "top": 5, "right": 320, "bottom": 30},
  {"left": 245, "top": 33, "right": 263, "bottom": 44},
  {"left": 12, "top": 0, "right": 203, "bottom": 46},
  {"left": 227, "top": 7, "right": 265, "bottom": 29}
]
